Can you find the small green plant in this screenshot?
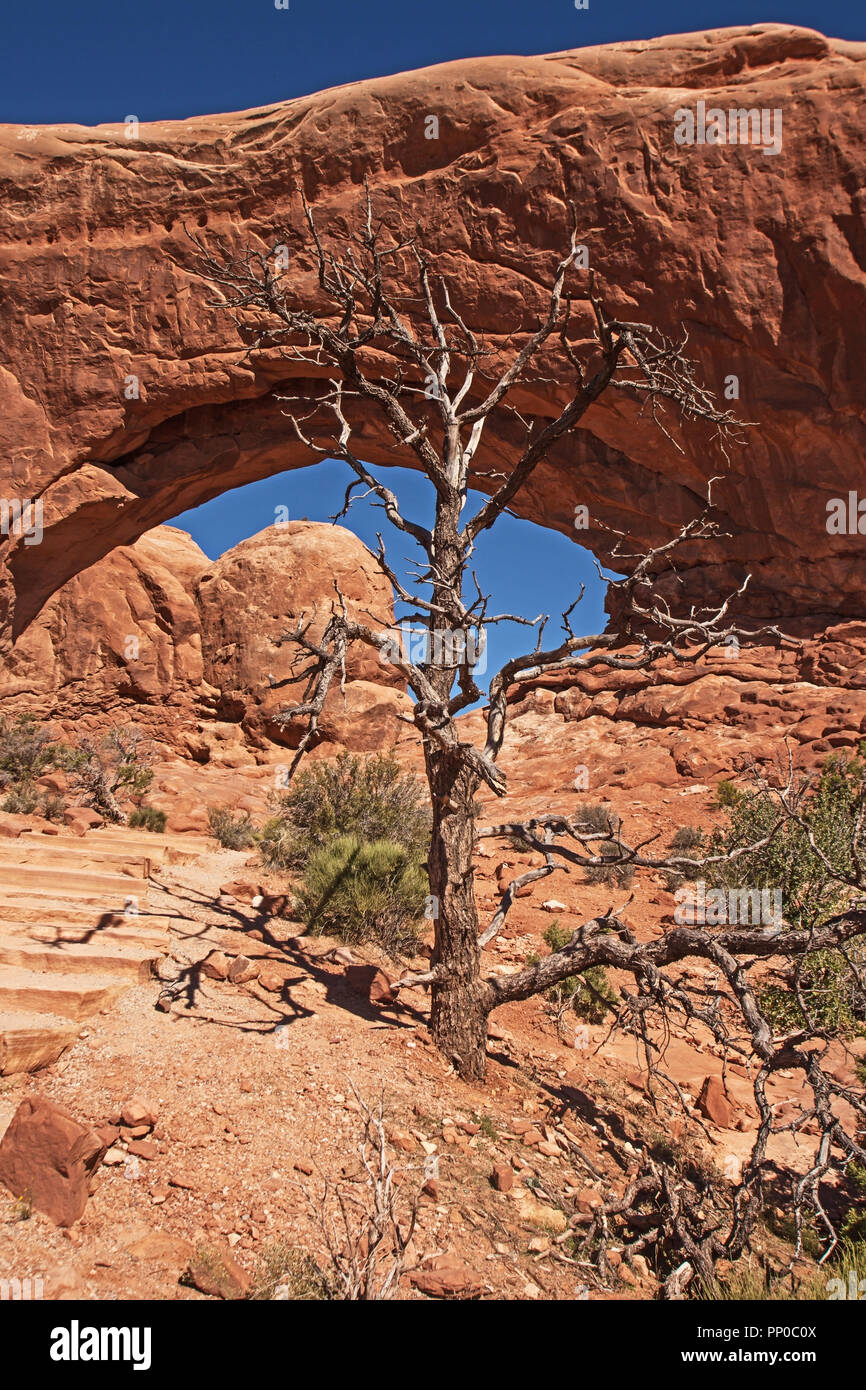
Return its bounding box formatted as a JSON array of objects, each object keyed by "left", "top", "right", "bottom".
[
  {"left": 1, "top": 785, "right": 39, "bottom": 814},
  {"left": 584, "top": 841, "right": 635, "bottom": 888},
  {"left": 715, "top": 779, "right": 742, "bottom": 808},
  {"left": 573, "top": 801, "right": 615, "bottom": 835},
  {"left": 662, "top": 825, "right": 707, "bottom": 889},
  {"left": 128, "top": 805, "right": 167, "bottom": 833},
  {"left": 38, "top": 792, "right": 67, "bottom": 822},
  {"left": 8, "top": 1191, "right": 32, "bottom": 1222},
  {"left": 478, "top": 1114, "right": 498, "bottom": 1141},
  {"left": 537, "top": 921, "right": 617, "bottom": 1030},
  {"left": 208, "top": 806, "right": 257, "bottom": 850},
  {"left": 249, "top": 1241, "right": 332, "bottom": 1300},
  {"left": 259, "top": 752, "right": 430, "bottom": 872},
  {"left": 296, "top": 833, "right": 427, "bottom": 956},
  {"left": 0, "top": 713, "right": 56, "bottom": 787},
  {"left": 670, "top": 825, "right": 705, "bottom": 852}
]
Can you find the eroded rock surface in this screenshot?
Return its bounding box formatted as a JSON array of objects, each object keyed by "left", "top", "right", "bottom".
[{"left": 1, "top": 24, "right": 865, "bottom": 643}]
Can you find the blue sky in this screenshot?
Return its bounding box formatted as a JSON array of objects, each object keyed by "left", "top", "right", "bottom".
[{"left": 5, "top": 0, "right": 862, "bottom": 688}]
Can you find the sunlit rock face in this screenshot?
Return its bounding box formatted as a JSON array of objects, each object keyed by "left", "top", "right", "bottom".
[
  {"left": 0, "top": 522, "right": 409, "bottom": 759},
  {"left": 1, "top": 24, "right": 865, "bottom": 650}
]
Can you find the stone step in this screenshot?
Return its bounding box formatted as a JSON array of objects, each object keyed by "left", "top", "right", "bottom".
[
  {"left": 30, "top": 923, "right": 170, "bottom": 951},
  {"left": 0, "top": 967, "right": 129, "bottom": 1021},
  {"left": 0, "top": 935, "right": 159, "bottom": 981},
  {"left": 0, "top": 899, "right": 168, "bottom": 933},
  {"left": 0, "top": 1009, "right": 79, "bottom": 1075},
  {"left": 87, "top": 828, "right": 211, "bottom": 863},
  {"left": 0, "top": 864, "right": 147, "bottom": 896},
  {"left": 0, "top": 839, "right": 151, "bottom": 877}
]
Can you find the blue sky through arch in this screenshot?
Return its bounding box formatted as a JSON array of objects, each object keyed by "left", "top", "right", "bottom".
[{"left": 170, "top": 461, "right": 613, "bottom": 698}]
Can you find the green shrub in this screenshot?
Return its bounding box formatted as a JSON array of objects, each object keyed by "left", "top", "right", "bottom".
[
  {"left": 585, "top": 841, "right": 635, "bottom": 889},
  {"left": 715, "top": 779, "right": 742, "bottom": 808},
  {"left": 207, "top": 806, "right": 257, "bottom": 850},
  {"left": 670, "top": 825, "right": 705, "bottom": 852},
  {"left": 663, "top": 825, "right": 707, "bottom": 889},
  {"left": 260, "top": 752, "right": 430, "bottom": 871},
  {"left": 538, "top": 921, "right": 618, "bottom": 1025},
  {"left": 707, "top": 755, "right": 866, "bottom": 1036},
  {"left": 296, "top": 833, "right": 427, "bottom": 956},
  {"left": 573, "top": 801, "right": 615, "bottom": 835},
  {"left": 1, "top": 785, "right": 39, "bottom": 815},
  {"left": 0, "top": 714, "right": 55, "bottom": 788},
  {"left": 128, "top": 805, "right": 167, "bottom": 834},
  {"left": 249, "top": 1241, "right": 332, "bottom": 1301},
  {"left": 38, "top": 792, "right": 66, "bottom": 822}
]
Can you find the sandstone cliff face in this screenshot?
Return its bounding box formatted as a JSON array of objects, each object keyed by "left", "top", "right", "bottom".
[
  {"left": 1, "top": 24, "right": 865, "bottom": 646},
  {"left": 0, "top": 526, "right": 212, "bottom": 733},
  {"left": 196, "top": 521, "right": 408, "bottom": 749},
  {"left": 0, "top": 521, "right": 409, "bottom": 761}
]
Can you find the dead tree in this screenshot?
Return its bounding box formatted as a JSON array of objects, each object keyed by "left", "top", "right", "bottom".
[{"left": 186, "top": 200, "right": 866, "bottom": 1221}]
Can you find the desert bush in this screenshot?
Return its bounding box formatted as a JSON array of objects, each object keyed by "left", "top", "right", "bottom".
[
  {"left": 715, "top": 779, "right": 742, "bottom": 808},
  {"left": 662, "top": 824, "right": 707, "bottom": 889},
  {"left": 296, "top": 833, "right": 427, "bottom": 956},
  {"left": 259, "top": 752, "right": 430, "bottom": 871},
  {"left": 670, "top": 825, "right": 705, "bottom": 852},
  {"left": 68, "top": 726, "right": 155, "bottom": 823},
  {"left": 707, "top": 754, "right": 866, "bottom": 1035},
  {"left": 0, "top": 713, "right": 56, "bottom": 788},
  {"left": 128, "top": 805, "right": 167, "bottom": 834},
  {"left": 573, "top": 801, "right": 616, "bottom": 835},
  {"left": 1, "top": 785, "right": 39, "bottom": 815},
  {"left": 584, "top": 840, "right": 635, "bottom": 889},
  {"left": 249, "top": 1242, "right": 332, "bottom": 1301},
  {"left": 536, "top": 921, "right": 618, "bottom": 1028},
  {"left": 207, "top": 806, "right": 257, "bottom": 850}
]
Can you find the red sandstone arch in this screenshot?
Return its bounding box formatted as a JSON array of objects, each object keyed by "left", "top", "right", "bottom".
[{"left": 1, "top": 24, "right": 864, "bottom": 648}]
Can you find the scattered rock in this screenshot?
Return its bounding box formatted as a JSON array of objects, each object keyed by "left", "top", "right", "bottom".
[
  {"left": 126, "top": 1140, "right": 158, "bottom": 1161},
  {"left": 575, "top": 1188, "right": 603, "bottom": 1214},
  {"left": 387, "top": 1128, "right": 415, "bottom": 1154},
  {"left": 184, "top": 1243, "right": 251, "bottom": 1300},
  {"left": 491, "top": 1163, "right": 514, "bottom": 1193},
  {"left": 228, "top": 955, "right": 259, "bottom": 984},
  {"left": 516, "top": 1193, "right": 568, "bottom": 1234},
  {"left": 410, "top": 1253, "right": 483, "bottom": 1299},
  {"left": 345, "top": 964, "right": 398, "bottom": 1007},
  {"left": 63, "top": 807, "right": 104, "bottom": 833},
  {"left": 257, "top": 968, "right": 284, "bottom": 993},
  {"left": 128, "top": 1232, "right": 194, "bottom": 1266},
  {"left": 0, "top": 1096, "right": 108, "bottom": 1227},
  {"left": 45, "top": 1259, "right": 87, "bottom": 1300},
  {"left": 200, "top": 950, "right": 232, "bottom": 981},
  {"left": 696, "top": 1076, "right": 737, "bottom": 1129},
  {"left": 168, "top": 1170, "right": 196, "bottom": 1190},
  {"left": 120, "top": 1097, "right": 159, "bottom": 1128}
]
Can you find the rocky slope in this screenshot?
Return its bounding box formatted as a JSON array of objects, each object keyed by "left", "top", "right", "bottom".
[{"left": 1, "top": 24, "right": 865, "bottom": 645}]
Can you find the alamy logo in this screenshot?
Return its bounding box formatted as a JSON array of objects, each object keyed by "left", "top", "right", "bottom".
[
  {"left": 674, "top": 880, "right": 783, "bottom": 927},
  {"left": 0, "top": 497, "right": 43, "bottom": 546},
  {"left": 50, "top": 1321, "right": 152, "bottom": 1372},
  {"left": 826, "top": 1270, "right": 866, "bottom": 1300},
  {"left": 379, "top": 621, "right": 487, "bottom": 674},
  {"left": 826, "top": 492, "right": 866, "bottom": 535},
  {"left": 674, "top": 101, "right": 782, "bottom": 157},
  {"left": 1, "top": 1276, "right": 43, "bottom": 1300}
]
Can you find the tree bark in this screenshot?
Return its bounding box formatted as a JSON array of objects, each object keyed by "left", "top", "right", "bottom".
[{"left": 426, "top": 743, "right": 487, "bottom": 1080}]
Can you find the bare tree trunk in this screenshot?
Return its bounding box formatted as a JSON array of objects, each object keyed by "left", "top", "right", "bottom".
[{"left": 426, "top": 746, "right": 487, "bottom": 1079}]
